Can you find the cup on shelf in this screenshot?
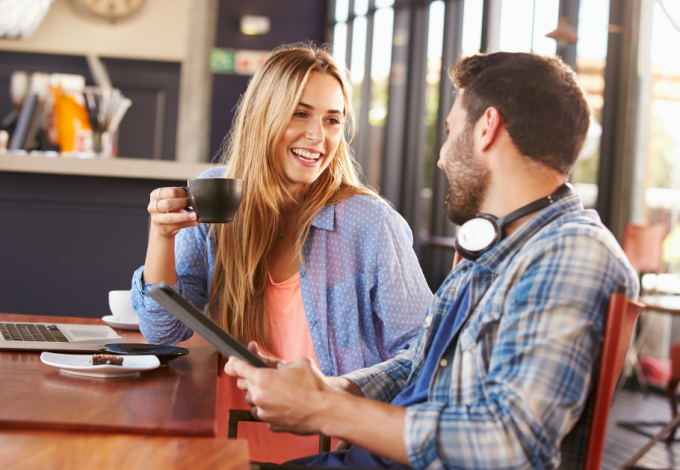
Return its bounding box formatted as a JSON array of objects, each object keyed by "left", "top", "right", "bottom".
[{"left": 108, "top": 290, "right": 138, "bottom": 324}]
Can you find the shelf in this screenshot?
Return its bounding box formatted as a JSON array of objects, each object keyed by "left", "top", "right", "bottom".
[{"left": 0, "top": 153, "right": 218, "bottom": 181}]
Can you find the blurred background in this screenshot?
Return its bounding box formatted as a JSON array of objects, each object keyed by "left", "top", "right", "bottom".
[
  {"left": 1, "top": 0, "right": 679, "bottom": 343},
  {"left": 2, "top": 1, "right": 680, "bottom": 465}
]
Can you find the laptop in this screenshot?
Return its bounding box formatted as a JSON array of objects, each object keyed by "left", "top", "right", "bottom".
[
  {"left": 148, "top": 282, "right": 268, "bottom": 368},
  {"left": 0, "top": 321, "right": 126, "bottom": 352}
]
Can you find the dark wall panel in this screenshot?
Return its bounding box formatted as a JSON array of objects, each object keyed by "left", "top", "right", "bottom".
[
  {"left": 209, "top": 0, "right": 328, "bottom": 160},
  {"left": 0, "top": 171, "right": 184, "bottom": 318},
  {"left": 0, "top": 51, "right": 180, "bottom": 161}
]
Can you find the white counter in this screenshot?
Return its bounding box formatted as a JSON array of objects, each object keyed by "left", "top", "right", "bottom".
[{"left": 0, "top": 153, "right": 217, "bottom": 181}]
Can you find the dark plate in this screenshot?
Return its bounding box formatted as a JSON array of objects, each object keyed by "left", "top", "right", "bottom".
[{"left": 99, "top": 343, "right": 189, "bottom": 365}]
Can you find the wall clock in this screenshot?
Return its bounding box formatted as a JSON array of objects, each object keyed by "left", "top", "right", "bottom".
[{"left": 72, "top": 0, "right": 152, "bottom": 22}]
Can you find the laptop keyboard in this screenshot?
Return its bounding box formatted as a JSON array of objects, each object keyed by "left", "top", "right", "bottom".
[{"left": 0, "top": 324, "right": 69, "bottom": 342}]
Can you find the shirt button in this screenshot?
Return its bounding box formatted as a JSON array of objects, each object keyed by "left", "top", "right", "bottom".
[
  {"left": 308, "top": 319, "right": 316, "bottom": 326},
  {"left": 439, "top": 359, "right": 448, "bottom": 368}
]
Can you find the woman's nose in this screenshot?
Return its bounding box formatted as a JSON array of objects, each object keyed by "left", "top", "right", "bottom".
[{"left": 305, "top": 119, "right": 324, "bottom": 142}]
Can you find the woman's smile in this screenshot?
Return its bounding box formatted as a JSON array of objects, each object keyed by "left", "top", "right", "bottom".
[{"left": 290, "top": 147, "right": 324, "bottom": 165}]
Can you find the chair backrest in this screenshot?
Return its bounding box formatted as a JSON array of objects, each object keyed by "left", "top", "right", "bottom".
[
  {"left": 581, "top": 288, "right": 645, "bottom": 470},
  {"left": 622, "top": 222, "right": 667, "bottom": 274}
]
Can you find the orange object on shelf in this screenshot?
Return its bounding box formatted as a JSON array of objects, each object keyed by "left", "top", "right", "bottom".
[{"left": 52, "top": 85, "right": 91, "bottom": 153}]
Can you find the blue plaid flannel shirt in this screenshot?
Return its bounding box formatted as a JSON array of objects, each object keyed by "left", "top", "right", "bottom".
[{"left": 344, "top": 192, "right": 639, "bottom": 470}]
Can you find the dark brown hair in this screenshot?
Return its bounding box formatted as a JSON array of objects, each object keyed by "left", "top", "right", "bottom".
[{"left": 449, "top": 52, "right": 590, "bottom": 174}]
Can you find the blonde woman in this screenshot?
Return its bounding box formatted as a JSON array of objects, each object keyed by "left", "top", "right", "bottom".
[{"left": 130, "top": 43, "right": 432, "bottom": 462}]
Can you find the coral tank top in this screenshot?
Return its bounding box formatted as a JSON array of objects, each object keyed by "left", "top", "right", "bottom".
[{"left": 215, "top": 271, "right": 335, "bottom": 463}]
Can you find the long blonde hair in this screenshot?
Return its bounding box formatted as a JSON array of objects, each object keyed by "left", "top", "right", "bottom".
[{"left": 209, "top": 42, "right": 379, "bottom": 352}]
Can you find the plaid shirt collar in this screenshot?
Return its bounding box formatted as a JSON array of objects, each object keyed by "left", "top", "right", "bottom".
[{"left": 459, "top": 191, "right": 584, "bottom": 274}]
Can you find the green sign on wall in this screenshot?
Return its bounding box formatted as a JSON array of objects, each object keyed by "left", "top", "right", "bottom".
[{"left": 210, "top": 48, "right": 236, "bottom": 74}]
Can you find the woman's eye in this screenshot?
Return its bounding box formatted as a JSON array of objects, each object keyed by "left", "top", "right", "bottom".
[
  {"left": 327, "top": 118, "right": 342, "bottom": 125},
  {"left": 293, "top": 112, "right": 306, "bottom": 118}
]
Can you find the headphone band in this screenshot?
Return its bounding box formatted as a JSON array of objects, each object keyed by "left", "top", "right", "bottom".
[
  {"left": 496, "top": 183, "right": 574, "bottom": 228},
  {"left": 454, "top": 183, "right": 574, "bottom": 261}
]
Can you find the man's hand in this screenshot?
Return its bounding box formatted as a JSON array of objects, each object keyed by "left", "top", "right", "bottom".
[
  {"left": 225, "top": 350, "right": 409, "bottom": 465},
  {"left": 225, "top": 353, "right": 336, "bottom": 435},
  {"left": 246, "top": 341, "right": 285, "bottom": 368}
]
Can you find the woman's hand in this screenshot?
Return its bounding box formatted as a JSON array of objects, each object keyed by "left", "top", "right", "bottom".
[
  {"left": 148, "top": 187, "right": 198, "bottom": 238},
  {"left": 142, "top": 187, "right": 197, "bottom": 285}
]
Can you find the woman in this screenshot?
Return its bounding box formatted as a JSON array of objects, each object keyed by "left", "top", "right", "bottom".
[{"left": 130, "top": 43, "right": 432, "bottom": 462}]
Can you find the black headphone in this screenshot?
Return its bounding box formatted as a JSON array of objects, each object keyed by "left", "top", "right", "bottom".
[{"left": 453, "top": 183, "right": 575, "bottom": 261}]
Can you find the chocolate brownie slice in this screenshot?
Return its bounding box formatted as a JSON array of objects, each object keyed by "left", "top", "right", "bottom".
[{"left": 92, "top": 354, "right": 124, "bottom": 366}]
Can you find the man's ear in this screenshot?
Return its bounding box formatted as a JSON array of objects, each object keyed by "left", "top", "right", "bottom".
[{"left": 478, "top": 107, "right": 503, "bottom": 152}]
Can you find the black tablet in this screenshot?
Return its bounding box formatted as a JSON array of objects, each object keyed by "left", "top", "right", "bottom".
[{"left": 148, "top": 282, "right": 269, "bottom": 368}]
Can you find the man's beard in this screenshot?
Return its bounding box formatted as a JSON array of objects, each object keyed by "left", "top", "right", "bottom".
[{"left": 442, "top": 124, "right": 491, "bottom": 226}]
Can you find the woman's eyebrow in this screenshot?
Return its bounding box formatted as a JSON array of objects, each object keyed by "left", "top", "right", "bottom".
[{"left": 298, "top": 102, "right": 343, "bottom": 114}]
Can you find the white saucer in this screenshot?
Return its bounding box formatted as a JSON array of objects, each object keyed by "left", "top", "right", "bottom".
[
  {"left": 40, "top": 352, "right": 160, "bottom": 378},
  {"left": 102, "top": 315, "right": 140, "bottom": 331}
]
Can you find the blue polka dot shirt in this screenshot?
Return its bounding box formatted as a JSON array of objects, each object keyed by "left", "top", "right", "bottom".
[{"left": 131, "top": 168, "right": 433, "bottom": 376}]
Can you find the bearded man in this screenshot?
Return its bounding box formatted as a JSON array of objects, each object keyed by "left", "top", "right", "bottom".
[{"left": 225, "top": 52, "right": 639, "bottom": 470}]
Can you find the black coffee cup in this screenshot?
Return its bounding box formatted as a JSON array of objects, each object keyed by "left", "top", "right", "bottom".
[{"left": 185, "top": 178, "right": 243, "bottom": 223}]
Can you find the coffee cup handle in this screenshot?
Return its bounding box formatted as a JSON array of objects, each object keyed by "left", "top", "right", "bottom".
[{"left": 179, "top": 186, "right": 194, "bottom": 213}]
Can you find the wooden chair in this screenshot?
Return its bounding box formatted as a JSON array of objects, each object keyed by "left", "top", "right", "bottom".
[
  {"left": 666, "top": 341, "right": 680, "bottom": 444},
  {"left": 622, "top": 222, "right": 667, "bottom": 281},
  {"left": 581, "top": 286, "right": 645, "bottom": 470},
  {"left": 227, "top": 409, "right": 332, "bottom": 454},
  {"left": 619, "top": 302, "right": 680, "bottom": 469},
  {"left": 618, "top": 222, "right": 668, "bottom": 393}
]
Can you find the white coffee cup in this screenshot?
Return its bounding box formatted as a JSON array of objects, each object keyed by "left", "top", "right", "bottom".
[{"left": 108, "top": 290, "right": 138, "bottom": 324}]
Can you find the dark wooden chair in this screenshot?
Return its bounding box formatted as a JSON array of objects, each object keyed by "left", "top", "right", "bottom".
[
  {"left": 581, "top": 286, "right": 644, "bottom": 470},
  {"left": 227, "top": 410, "right": 332, "bottom": 454}
]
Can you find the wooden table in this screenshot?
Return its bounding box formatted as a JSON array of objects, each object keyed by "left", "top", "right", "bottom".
[
  {"left": 0, "top": 313, "right": 250, "bottom": 470},
  {"left": 0, "top": 313, "right": 219, "bottom": 436},
  {"left": 640, "top": 295, "right": 680, "bottom": 315},
  {"left": 0, "top": 430, "right": 249, "bottom": 470},
  {"left": 0, "top": 314, "right": 218, "bottom": 437}
]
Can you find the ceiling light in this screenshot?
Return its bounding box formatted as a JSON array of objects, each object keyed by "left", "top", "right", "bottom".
[
  {"left": 240, "top": 15, "right": 270, "bottom": 36},
  {"left": 546, "top": 17, "right": 579, "bottom": 48}
]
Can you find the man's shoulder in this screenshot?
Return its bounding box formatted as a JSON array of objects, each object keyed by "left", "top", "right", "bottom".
[
  {"left": 535, "top": 209, "right": 626, "bottom": 259},
  {"left": 510, "top": 208, "right": 638, "bottom": 296}
]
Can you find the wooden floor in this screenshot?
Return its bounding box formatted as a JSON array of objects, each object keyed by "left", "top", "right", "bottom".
[{"left": 604, "top": 389, "right": 680, "bottom": 469}]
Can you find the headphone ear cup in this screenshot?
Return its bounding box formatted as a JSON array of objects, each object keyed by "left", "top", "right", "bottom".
[
  {"left": 453, "top": 215, "right": 502, "bottom": 261},
  {"left": 454, "top": 236, "right": 481, "bottom": 261}
]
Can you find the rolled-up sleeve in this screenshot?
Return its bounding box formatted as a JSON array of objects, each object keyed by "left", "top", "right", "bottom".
[
  {"left": 130, "top": 223, "right": 213, "bottom": 345},
  {"left": 343, "top": 346, "right": 415, "bottom": 402}
]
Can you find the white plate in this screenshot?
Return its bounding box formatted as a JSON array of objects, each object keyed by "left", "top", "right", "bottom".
[
  {"left": 102, "top": 315, "right": 140, "bottom": 331},
  {"left": 40, "top": 352, "right": 160, "bottom": 378}
]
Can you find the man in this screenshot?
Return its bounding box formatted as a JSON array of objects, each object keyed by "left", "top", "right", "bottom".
[{"left": 225, "top": 52, "right": 639, "bottom": 469}]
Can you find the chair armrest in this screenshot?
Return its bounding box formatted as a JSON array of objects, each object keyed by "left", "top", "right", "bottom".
[{"left": 227, "top": 409, "right": 332, "bottom": 453}]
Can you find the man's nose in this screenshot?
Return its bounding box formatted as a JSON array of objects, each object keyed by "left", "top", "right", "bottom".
[{"left": 436, "top": 152, "right": 445, "bottom": 169}]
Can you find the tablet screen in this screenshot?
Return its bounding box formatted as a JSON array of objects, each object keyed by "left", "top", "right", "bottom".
[{"left": 148, "top": 283, "right": 269, "bottom": 368}]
